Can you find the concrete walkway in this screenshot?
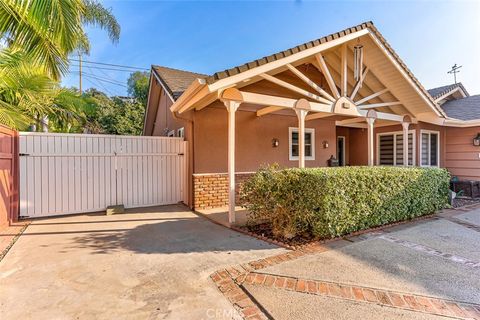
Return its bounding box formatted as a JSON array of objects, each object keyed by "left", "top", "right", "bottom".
[
  {"left": 238, "top": 208, "right": 480, "bottom": 319},
  {"left": 0, "top": 205, "right": 285, "bottom": 320}
]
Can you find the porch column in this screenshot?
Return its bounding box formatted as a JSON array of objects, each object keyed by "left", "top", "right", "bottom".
[
  {"left": 366, "top": 118, "right": 375, "bottom": 166},
  {"left": 295, "top": 109, "right": 308, "bottom": 168},
  {"left": 224, "top": 100, "right": 241, "bottom": 224},
  {"left": 402, "top": 122, "right": 410, "bottom": 166}
]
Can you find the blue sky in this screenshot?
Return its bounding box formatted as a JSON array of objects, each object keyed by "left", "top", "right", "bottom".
[{"left": 62, "top": 0, "right": 480, "bottom": 97}]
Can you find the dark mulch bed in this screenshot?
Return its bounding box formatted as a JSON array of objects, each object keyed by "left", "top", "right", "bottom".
[
  {"left": 242, "top": 222, "right": 317, "bottom": 247},
  {"left": 452, "top": 197, "right": 480, "bottom": 208}
]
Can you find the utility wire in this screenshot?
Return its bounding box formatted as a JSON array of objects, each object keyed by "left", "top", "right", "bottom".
[
  {"left": 69, "top": 64, "right": 144, "bottom": 73},
  {"left": 81, "top": 73, "right": 128, "bottom": 88},
  {"left": 83, "top": 66, "right": 126, "bottom": 86},
  {"left": 83, "top": 77, "right": 115, "bottom": 96},
  {"left": 69, "top": 58, "right": 149, "bottom": 71}
]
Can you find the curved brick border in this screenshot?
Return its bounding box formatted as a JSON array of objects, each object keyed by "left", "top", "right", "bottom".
[
  {"left": 243, "top": 272, "right": 480, "bottom": 319},
  {"left": 210, "top": 205, "right": 480, "bottom": 320}
]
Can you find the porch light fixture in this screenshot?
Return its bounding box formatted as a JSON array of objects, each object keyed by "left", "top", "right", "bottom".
[
  {"left": 323, "top": 140, "right": 329, "bottom": 149},
  {"left": 473, "top": 133, "right": 480, "bottom": 146},
  {"left": 272, "top": 138, "right": 279, "bottom": 148}
]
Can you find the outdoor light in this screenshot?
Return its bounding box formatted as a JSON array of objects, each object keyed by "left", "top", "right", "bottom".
[
  {"left": 473, "top": 133, "right": 480, "bottom": 146},
  {"left": 272, "top": 138, "right": 279, "bottom": 148},
  {"left": 323, "top": 140, "right": 329, "bottom": 148}
]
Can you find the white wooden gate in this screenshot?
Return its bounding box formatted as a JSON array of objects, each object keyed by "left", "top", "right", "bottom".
[{"left": 19, "top": 133, "right": 187, "bottom": 218}]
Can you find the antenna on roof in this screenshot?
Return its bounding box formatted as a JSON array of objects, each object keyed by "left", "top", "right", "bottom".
[{"left": 447, "top": 64, "right": 462, "bottom": 84}]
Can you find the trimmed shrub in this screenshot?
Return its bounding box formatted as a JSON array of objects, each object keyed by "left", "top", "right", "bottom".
[{"left": 240, "top": 165, "right": 450, "bottom": 239}]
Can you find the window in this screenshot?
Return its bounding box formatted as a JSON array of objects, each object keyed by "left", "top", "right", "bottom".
[
  {"left": 420, "top": 130, "right": 439, "bottom": 167},
  {"left": 377, "top": 131, "right": 415, "bottom": 166},
  {"left": 177, "top": 127, "right": 185, "bottom": 138},
  {"left": 167, "top": 130, "right": 175, "bottom": 137},
  {"left": 289, "top": 127, "right": 315, "bottom": 161}
]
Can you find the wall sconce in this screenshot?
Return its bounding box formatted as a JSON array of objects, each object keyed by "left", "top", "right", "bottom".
[
  {"left": 323, "top": 140, "right": 329, "bottom": 149},
  {"left": 474, "top": 133, "right": 480, "bottom": 146},
  {"left": 272, "top": 138, "right": 279, "bottom": 148}
]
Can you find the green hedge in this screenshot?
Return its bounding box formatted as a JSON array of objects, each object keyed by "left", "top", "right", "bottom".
[{"left": 240, "top": 165, "right": 450, "bottom": 239}]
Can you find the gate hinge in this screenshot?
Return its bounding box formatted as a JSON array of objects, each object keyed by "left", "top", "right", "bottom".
[{"left": 178, "top": 153, "right": 184, "bottom": 156}]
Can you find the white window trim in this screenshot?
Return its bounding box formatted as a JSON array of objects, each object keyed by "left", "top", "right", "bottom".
[
  {"left": 337, "top": 136, "right": 346, "bottom": 166},
  {"left": 167, "top": 130, "right": 175, "bottom": 137},
  {"left": 177, "top": 127, "right": 185, "bottom": 138},
  {"left": 376, "top": 130, "right": 416, "bottom": 166},
  {"left": 420, "top": 129, "right": 440, "bottom": 167},
  {"left": 289, "top": 127, "right": 315, "bottom": 161}
]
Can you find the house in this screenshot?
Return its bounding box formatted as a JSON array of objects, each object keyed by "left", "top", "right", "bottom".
[{"left": 143, "top": 21, "right": 480, "bottom": 223}]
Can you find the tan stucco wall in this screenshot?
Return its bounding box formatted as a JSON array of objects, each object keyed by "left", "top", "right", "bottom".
[
  {"left": 193, "top": 104, "right": 337, "bottom": 174},
  {"left": 445, "top": 126, "right": 480, "bottom": 181}
]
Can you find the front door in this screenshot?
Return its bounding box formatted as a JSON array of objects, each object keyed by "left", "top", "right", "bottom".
[{"left": 337, "top": 136, "right": 345, "bottom": 166}]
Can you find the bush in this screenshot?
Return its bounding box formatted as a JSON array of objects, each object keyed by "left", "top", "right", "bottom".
[{"left": 240, "top": 165, "right": 450, "bottom": 239}]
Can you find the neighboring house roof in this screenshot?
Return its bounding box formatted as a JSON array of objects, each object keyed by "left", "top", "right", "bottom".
[
  {"left": 152, "top": 65, "right": 207, "bottom": 100},
  {"left": 427, "top": 83, "right": 469, "bottom": 100},
  {"left": 439, "top": 95, "right": 480, "bottom": 121}
]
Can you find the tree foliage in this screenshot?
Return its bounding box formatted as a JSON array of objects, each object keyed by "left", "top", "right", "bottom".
[
  {"left": 127, "top": 71, "right": 150, "bottom": 107},
  {"left": 0, "top": 0, "right": 121, "bottom": 129}
]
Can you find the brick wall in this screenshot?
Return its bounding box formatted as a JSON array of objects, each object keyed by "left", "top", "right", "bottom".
[{"left": 193, "top": 173, "right": 254, "bottom": 209}]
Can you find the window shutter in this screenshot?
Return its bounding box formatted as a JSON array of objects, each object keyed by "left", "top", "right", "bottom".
[{"left": 379, "top": 135, "right": 394, "bottom": 165}]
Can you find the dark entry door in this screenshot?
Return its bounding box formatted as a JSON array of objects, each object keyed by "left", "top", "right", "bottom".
[{"left": 337, "top": 136, "right": 345, "bottom": 166}]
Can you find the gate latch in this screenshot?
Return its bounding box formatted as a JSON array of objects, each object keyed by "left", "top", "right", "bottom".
[{"left": 19, "top": 153, "right": 30, "bottom": 157}]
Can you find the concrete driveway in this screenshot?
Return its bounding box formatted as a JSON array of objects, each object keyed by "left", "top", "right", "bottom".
[
  {"left": 0, "top": 205, "right": 285, "bottom": 320},
  {"left": 239, "top": 208, "right": 480, "bottom": 319}
]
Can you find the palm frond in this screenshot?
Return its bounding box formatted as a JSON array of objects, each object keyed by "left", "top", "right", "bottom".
[{"left": 83, "top": 0, "right": 120, "bottom": 43}]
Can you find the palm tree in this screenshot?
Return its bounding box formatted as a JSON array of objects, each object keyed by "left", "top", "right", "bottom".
[
  {"left": 0, "top": 0, "right": 120, "bottom": 79},
  {"left": 0, "top": 0, "right": 120, "bottom": 128}
]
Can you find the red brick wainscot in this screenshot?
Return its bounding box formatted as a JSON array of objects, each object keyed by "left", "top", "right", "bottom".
[{"left": 193, "top": 172, "right": 254, "bottom": 210}]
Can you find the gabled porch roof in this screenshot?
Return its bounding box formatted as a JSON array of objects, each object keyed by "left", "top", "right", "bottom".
[{"left": 169, "top": 21, "right": 446, "bottom": 124}]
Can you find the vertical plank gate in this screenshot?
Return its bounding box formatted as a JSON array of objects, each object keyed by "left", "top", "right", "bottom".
[
  {"left": 19, "top": 133, "right": 186, "bottom": 218},
  {"left": 0, "top": 125, "right": 19, "bottom": 226}
]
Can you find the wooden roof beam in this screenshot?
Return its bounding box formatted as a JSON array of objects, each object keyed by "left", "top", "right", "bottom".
[
  {"left": 314, "top": 54, "right": 340, "bottom": 99},
  {"left": 358, "top": 102, "right": 403, "bottom": 109},
  {"left": 340, "top": 44, "right": 348, "bottom": 97},
  {"left": 285, "top": 64, "right": 335, "bottom": 102},
  {"left": 256, "top": 106, "right": 284, "bottom": 117},
  {"left": 259, "top": 73, "right": 333, "bottom": 105},
  {"left": 355, "top": 88, "right": 389, "bottom": 105}
]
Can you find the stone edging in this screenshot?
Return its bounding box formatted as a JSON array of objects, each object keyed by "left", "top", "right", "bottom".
[
  {"left": 242, "top": 272, "right": 480, "bottom": 319},
  {"left": 210, "top": 204, "right": 480, "bottom": 320}
]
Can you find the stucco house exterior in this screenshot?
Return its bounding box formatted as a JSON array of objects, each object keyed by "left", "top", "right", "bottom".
[{"left": 143, "top": 21, "right": 480, "bottom": 223}]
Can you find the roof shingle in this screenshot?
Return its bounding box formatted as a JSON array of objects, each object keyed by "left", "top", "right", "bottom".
[
  {"left": 152, "top": 66, "right": 207, "bottom": 100},
  {"left": 427, "top": 83, "right": 469, "bottom": 100},
  {"left": 439, "top": 95, "right": 480, "bottom": 121}
]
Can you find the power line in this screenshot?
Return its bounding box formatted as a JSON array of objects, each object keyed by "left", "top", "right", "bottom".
[
  {"left": 69, "top": 58, "right": 149, "bottom": 71},
  {"left": 84, "top": 66, "right": 126, "bottom": 86},
  {"left": 69, "top": 64, "right": 145, "bottom": 73},
  {"left": 81, "top": 73, "right": 128, "bottom": 88},
  {"left": 83, "top": 77, "right": 115, "bottom": 96}
]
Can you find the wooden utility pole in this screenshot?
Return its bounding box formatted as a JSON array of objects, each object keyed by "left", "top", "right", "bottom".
[{"left": 79, "top": 54, "right": 82, "bottom": 94}]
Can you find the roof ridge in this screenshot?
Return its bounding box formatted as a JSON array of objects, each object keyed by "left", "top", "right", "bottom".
[
  {"left": 427, "top": 83, "right": 469, "bottom": 100},
  {"left": 205, "top": 21, "right": 374, "bottom": 84},
  {"left": 152, "top": 64, "right": 208, "bottom": 78}
]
